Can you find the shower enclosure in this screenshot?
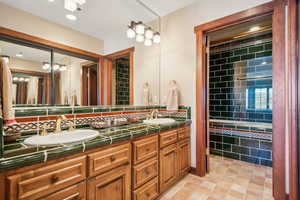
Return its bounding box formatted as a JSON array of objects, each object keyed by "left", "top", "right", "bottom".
[{"left": 208, "top": 22, "right": 273, "bottom": 167}]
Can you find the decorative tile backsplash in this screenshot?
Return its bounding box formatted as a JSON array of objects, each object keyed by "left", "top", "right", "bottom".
[
  {"left": 3, "top": 105, "right": 191, "bottom": 135},
  {"left": 209, "top": 33, "right": 272, "bottom": 123}
]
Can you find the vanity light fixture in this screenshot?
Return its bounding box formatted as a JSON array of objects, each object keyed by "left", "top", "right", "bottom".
[
  {"left": 16, "top": 52, "right": 23, "bottom": 58},
  {"left": 249, "top": 26, "right": 260, "bottom": 32},
  {"left": 19, "top": 77, "right": 25, "bottom": 82},
  {"left": 13, "top": 77, "right": 19, "bottom": 81},
  {"left": 53, "top": 64, "right": 60, "bottom": 71},
  {"left": 126, "top": 21, "right": 160, "bottom": 46},
  {"left": 59, "top": 65, "right": 67, "bottom": 71},
  {"left": 24, "top": 78, "right": 30, "bottom": 82},
  {"left": 66, "top": 14, "right": 77, "bottom": 21}
]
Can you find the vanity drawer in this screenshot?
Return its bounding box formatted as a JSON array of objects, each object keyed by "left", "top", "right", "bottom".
[
  {"left": 133, "top": 177, "right": 159, "bottom": 200},
  {"left": 88, "top": 143, "right": 131, "bottom": 177},
  {"left": 133, "top": 157, "right": 158, "bottom": 189},
  {"left": 160, "top": 130, "right": 178, "bottom": 148},
  {"left": 178, "top": 126, "right": 191, "bottom": 140},
  {"left": 41, "top": 181, "right": 86, "bottom": 200},
  {"left": 133, "top": 135, "right": 158, "bottom": 164},
  {"left": 6, "top": 156, "right": 86, "bottom": 200}
]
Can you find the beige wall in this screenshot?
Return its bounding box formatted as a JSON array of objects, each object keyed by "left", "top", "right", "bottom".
[
  {"left": 134, "top": 0, "right": 272, "bottom": 168},
  {"left": 0, "top": 2, "right": 104, "bottom": 54}
]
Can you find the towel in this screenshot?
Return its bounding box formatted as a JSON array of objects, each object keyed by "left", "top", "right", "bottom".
[
  {"left": 142, "top": 82, "right": 152, "bottom": 106},
  {"left": 166, "top": 81, "right": 179, "bottom": 111},
  {"left": 0, "top": 58, "right": 16, "bottom": 126}
]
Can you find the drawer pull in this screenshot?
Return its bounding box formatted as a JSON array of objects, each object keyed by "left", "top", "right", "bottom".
[
  {"left": 146, "top": 148, "right": 150, "bottom": 152},
  {"left": 145, "top": 168, "right": 150, "bottom": 175},
  {"left": 51, "top": 175, "right": 59, "bottom": 184},
  {"left": 146, "top": 192, "right": 150, "bottom": 197},
  {"left": 110, "top": 155, "right": 116, "bottom": 162}
]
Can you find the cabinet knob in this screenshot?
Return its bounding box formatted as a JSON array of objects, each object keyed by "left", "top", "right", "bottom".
[
  {"left": 110, "top": 155, "right": 116, "bottom": 162},
  {"left": 145, "top": 168, "right": 150, "bottom": 175},
  {"left": 51, "top": 174, "right": 59, "bottom": 184},
  {"left": 146, "top": 192, "right": 150, "bottom": 197}
]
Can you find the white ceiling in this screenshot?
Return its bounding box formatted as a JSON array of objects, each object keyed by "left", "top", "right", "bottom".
[{"left": 0, "top": 0, "right": 197, "bottom": 53}]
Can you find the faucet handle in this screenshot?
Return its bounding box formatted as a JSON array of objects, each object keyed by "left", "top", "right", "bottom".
[
  {"left": 69, "top": 121, "right": 76, "bottom": 131},
  {"left": 40, "top": 124, "right": 49, "bottom": 136}
]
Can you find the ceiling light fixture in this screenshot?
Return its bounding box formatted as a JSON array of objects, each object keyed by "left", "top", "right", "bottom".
[
  {"left": 126, "top": 0, "right": 161, "bottom": 47},
  {"left": 16, "top": 52, "right": 23, "bottom": 57},
  {"left": 249, "top": 26, "right": 260, "bottom": 32},
  {"left": 66, "top": 14, "right": 77, "bottom": 21},
  {"left": 48, "top": 0, "right": 55, "bottom": 2},
  {"left": 64, "top": 0, "right": 86, "bottom": 12}
]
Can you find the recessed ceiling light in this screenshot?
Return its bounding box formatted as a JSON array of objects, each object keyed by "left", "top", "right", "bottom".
[
  {"left": 48, "top": 0, "right": 55, "bottom": 2},
  {"left": 66, "top": 14, "right": 77, "bottom": 21},
  {"left": 16, "top": 52, "right": 23, "bottom": 57},
  {"left": 249, "top": 26, "right": 260, "bottom": 32}
]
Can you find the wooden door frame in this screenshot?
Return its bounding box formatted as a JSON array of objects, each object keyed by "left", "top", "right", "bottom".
[
  {"left": 194, "top": 1, "right": 289, "bottom": 200},
  {"left": 105, "top": 47, "right": 135, "bottom": 105},
  {"left": 288, "top": 0, "right": 299, "bottom": 199}
]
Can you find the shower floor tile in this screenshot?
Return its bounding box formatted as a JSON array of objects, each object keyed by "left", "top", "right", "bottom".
[{"left": 159, "top": 155, "right": 273, "bottom": 200}]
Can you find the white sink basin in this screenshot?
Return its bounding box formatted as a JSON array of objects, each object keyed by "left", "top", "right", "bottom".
[
  {"left": 143, "top": 118, "right": 176, "bottom": 125},
  {"left": 24, "top": 130, "right": 99, "bottom": 146}
]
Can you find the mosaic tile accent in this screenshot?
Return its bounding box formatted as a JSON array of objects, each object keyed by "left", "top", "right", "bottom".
[
  {"left": 210, "top": 130, "right": 272, "bottom": 167},
  {"left": 209, "top": 33, "right": 272, "bottom": 123}
]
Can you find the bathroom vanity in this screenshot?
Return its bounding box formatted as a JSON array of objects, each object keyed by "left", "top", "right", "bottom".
[{"left": 0, "top": 123, "right": 191, "bottom": 200}]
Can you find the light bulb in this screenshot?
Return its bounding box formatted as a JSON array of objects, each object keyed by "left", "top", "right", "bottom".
[
  {"left": 136, "top": 34, "right": 144, "bottom": 42},
  {"left": 144, "top": 39, "right": 153, "bottom": 46},
  {"left": 60, "top": 66, "right": 67, "bottom": 71},
  {"left": 64, "top": 0, "right": 77, "bottom": 12},
  {"left": 25, "top": 78, "right": 30, "bottom": 82},
  {"left": 126, "top": 27, "right": 136, "bottom": 39},
  {"left": 153, "top": 33, "right": 160, "bottom": 43},
  {"left": 16, "top": 52, "right": 23, "bottom": 57},
  {"left": 145, "top": 29, "right": 154, "bottom": 39},
  {"left": 53, "top": 64, "right": 60, "bottom": 70},
  {"left": 43, "top": 63, "right": 50, "bottom": 70},
  {"left": 135, "top": 23, "right": 145, "bottom": 34},
  {"left": 13, "top": 77, "right": 19, "bottom": 81},
  {"left": 66, "top": 14, "right": 77, "bottom": 21},
  {"left": 249, "top": 26, "right": 260, "bottom": 32},
  {"left": 19, "top": 77, "right": 25, "bottom": 82}
]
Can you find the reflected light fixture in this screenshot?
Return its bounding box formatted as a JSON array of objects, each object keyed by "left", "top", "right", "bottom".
[
  {"left": 16, "top": 52, "right": 23, "bottom": 57},
  {"left": 42, "top": 62, "right": 50, "bottom": 70},
  {"left": 66, "top": 14, "right": 77, "bottom": 21},
  {"left": 145, "top": 28, "right": 154, "bottom": 39},
  {"left": 25, "top": 78, "right": 30, "bottom": 82},
  {"left": 53, "top": 64, "right": 60, "bottom": 70},
  {"left": 60, "top": 65, "right": 67, "bottom": 71},
  {"left": 249, "top": 26, "right": 260, "bottom": 32}
]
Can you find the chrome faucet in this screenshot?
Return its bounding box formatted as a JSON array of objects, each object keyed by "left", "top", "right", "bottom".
[
  {"left": 55, "top": 115, "right": 67, "bottom": 133},
  {"left": 149, "top": 109, "right": 159, "bottom": 120}
]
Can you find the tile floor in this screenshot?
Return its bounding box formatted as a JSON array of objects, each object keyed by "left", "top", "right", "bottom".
[{"left": 159, "top": 155, "right": 273, "bottom": 200}]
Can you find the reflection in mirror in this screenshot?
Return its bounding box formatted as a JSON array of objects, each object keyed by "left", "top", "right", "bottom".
[
  {"left": 0, "top": 40, "right": 51, "bottom": 106},
  {"left": 52, "top": 52, "right": 98, "bottom": 106}
]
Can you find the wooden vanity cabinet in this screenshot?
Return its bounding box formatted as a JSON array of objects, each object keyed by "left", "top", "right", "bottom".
[
  {"left": 87, "top": 164, "right": 131, "bottom": 200},
  {"left": 2, "top": 126, "right": 191, "bottom": 200},
  {"left": 41, "top": 181, "right": 86, "bottom": 200},
  {"left": 159, "top": 126, "right": 191, "bottom": 192}
]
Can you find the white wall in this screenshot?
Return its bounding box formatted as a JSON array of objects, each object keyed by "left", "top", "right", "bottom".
[
  {"left": 134, "top": 0, "right": 272, "bottom": 167},
  {"left": 0, "top": 2, "right": 104, "bottom": 54}
]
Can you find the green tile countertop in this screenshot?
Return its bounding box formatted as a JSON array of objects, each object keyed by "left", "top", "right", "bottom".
[{"left": 0, "top": 119, "right": 191, "bottom": 172}]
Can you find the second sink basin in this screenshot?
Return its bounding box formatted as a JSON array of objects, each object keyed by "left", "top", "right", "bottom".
[
  {"left": 143, "top": 118, "right": 176, "bottom": 125},
  {"left": 24, "top": 130, "right": 99, "bottom": 146}
]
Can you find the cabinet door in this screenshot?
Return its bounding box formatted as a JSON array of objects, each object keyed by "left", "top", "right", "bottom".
[
  {"left": 41, "top": 181, "right": 86, "bottom": 200},
  {"left": 178, "top": 139, "right": 191, "bottom": 176},
  {"left": 87, "top": 164, "right": 131, "bottom": 200},
  {"left": 159, "top": 143, "right": 178, "bottom": 192}
]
